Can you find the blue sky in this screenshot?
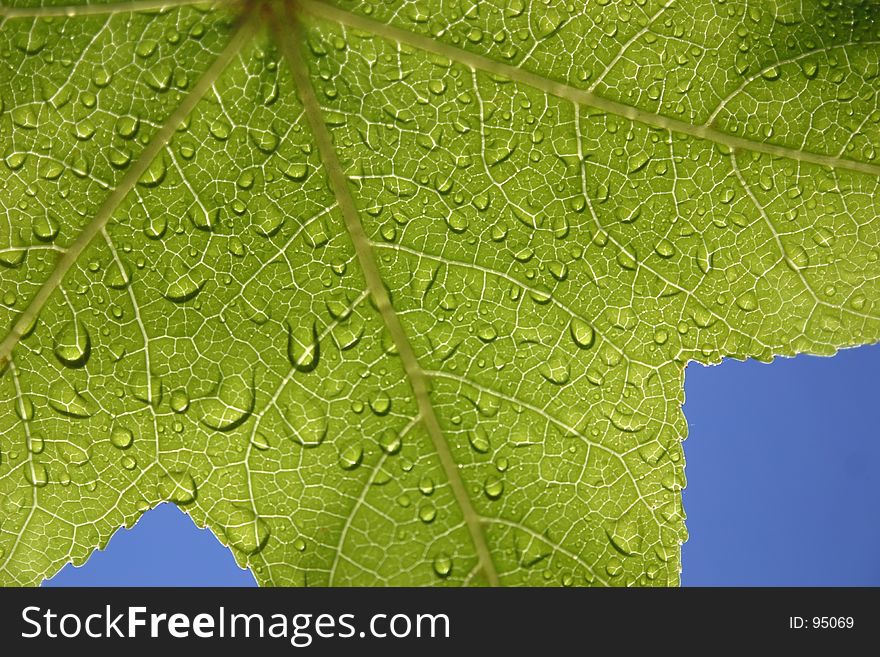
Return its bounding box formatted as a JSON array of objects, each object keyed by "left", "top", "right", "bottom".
[{"left": 46, "top": 345, "right": 880, "bottom": 587}]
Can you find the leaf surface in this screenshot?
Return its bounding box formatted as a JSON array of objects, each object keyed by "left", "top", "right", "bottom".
[{"left": 1, "top": 0, "right": 878, "bottom": 585}]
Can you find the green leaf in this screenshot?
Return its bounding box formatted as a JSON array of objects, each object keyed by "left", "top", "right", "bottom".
[{"left": 1, "top": 0, "right": 878, "bottom": 586}]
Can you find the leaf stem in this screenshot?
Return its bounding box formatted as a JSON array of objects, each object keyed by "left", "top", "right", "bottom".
[{"left": 272, "top": 1, "right": 501, "bottom": 586}]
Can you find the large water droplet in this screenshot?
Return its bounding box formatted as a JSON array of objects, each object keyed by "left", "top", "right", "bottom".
[
  {"left": 467, "top": 427, "right": 491, "bottom": 454},
  {"left": 164, "top": 273, "right": 204, "bottom": 303},
  {"left": 53, "top": 320, "right": 91, "bottom": 368},
  {"left": 432, "top": 553, "right": 452, "bottom": 578},
  {"left": 286, "top": 397, "right": 328, "bottom": 447},
  {"left": 25, "top": 462, "right": 48, "bottom": 487},
  {"left": 218, "top": 503, "right": 270, "bottom": 555},
  {"left": 369, "top": 391, "right": 392, "bottom": 416},
  {"left": 483, "top": 475, "right": 504, "bottom": 500},
  {"left": 378, "top": 429, "right": 402, "bottom": 455},
  {"left": 33, "top": 214, "right": 59, "bottom": 242},
  {"left": 48, "top": 380, "right": 94, "bottom": 418},
  {"left": 735, "top": 291, "right": 758, "bottom": 311},
  {"left": 539, "top": 356, "right": 570, "bottom": 385},
  {"left": 338, "top": 443, "right": 363, "bottom": 470},
  {"left": 158, "top": 471, "right": 197, "bottom": 504},
  {"left": 197, "top": 376, "right": 254, "bottom": 432},
  {"left": 287, "top": 320, "right": 319, "bottom": 372},
  {"left": 419, "top": 503, "right": 437, "bottom": 523},
  {"left": 570, "top": 318, "right": 595, "bottom": 349},
  {"left": 110, "top": 426, "right": 133, "bottom": 449}
]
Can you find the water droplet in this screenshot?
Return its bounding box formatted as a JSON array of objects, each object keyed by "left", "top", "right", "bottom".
[
  {"left": 653, "top": 328, "right": 668, "bottom": 345},
  {"left": 605, "top": 557, "right": 623, "bottom": 577},
  {"left": 121, "top": 455, "right": 137, "bottom": 470},
  {"left": 432, "top": 553, "right": 452, "bottom": 578},
  {"left": 170, "top": 389, "right": 190, "bottom": 413},
  {"left": 11, "top": 106, "right": 38, "bottom": 129},
  {"left": 53, "top": 320, "right": 91, "bottom": 369},
  {"left": 418, "top": 476, "right": 434, "bottom": 496},
  {"left": 253, "top": 206, "right": 285, "bottom": 237},
  {"left": 14, "top": 395, "right": 33, "bottom": 422},
  {"left": 25, "top": 462, "right": 48, "bottom": 487},
  {"left": 281, "top": 161, "right": 308, "bottom": 181},
  {"left": 446, "top": 213, "right": 468, "bottom": 233},
  {"left": 339, "top": 443, "right": 363, "bottom": 470},
  {"left": 251, "top": 432, "right": 271, "bottom": 450},
  {"left": 48, "top": 380, "right": 94, "bottom": 418},
  {"left": 476, "top": 322, "right": 498, "bottom": 343},
  {"left": 378, "top": 429, "right": 402, "bottom": 455},
  {"left": 539, "top": 356, "right": 570, "bottom": 385},
  {"left": 250, "top": 129, "right": 278, "bottom": 154},
  {"left": 304, "top": 218, "right": 331, "bottom": 248},
  {"left": 209, "top": 120, "right": 231, "bottom": 140},
  {"left": 784, "top": 244, "right": 809, "bottom": 269},
  {"left": 418, "top": 503, "right": 437, "bottom": 523},
  {"left": 228, "top": 237, "right": 246, "bottom": 257},
  {"left": 104, "top": 260, "right": 132, "bottom": 289},
  {"left": 570, "top": 318, "right": 595, "bottom": 349},
  {"left": 800, "top": 59, "right": 818, "bottom": 79},
  {"left": 138, "top": 155, "right": 166, "bottom": 187},
  {"left": 197, "top": 376, "right": 254, "bottom": 432},
  {"left": 654, "top": 238, "right": 676, "bottom": 258},
  {"left": 164, "top": 273, "right": 204, "bottom": 303},
  {"left": 116, "top": 116, "right": 140, "bottom": 139},
  {"left": 369, "top": 391, "right": 392, "bottom": 416},
  {"left": 110, "top": 426, "right": 133, "bottom": 449},
  {"left": 628, "top": 152, "right": 650, "bottom": 173},
  {"left": 220, "top": 503, "right": 270, "bottom": 555},
  {"left": 145, "top": 214, "right": 167, "bottom": 240},
  {"left": 287, "top": 320, "right": 320, "bottom": 373},
  {"left": 483, "top": 475, "right": 504, "bottom": 500},
  {"left": 467, "top": 427, "right": 491, "bottom": 454},
  {"left": 28, "top": 433, "right": 44, "bottom": 454},
  {"left": 158, "top": 471, "right": 197, "bottom": 504},
  {"left": 812, "top": 227, "right": 835, "bottom": 247},
  {"left": 74, "top": 118, "right": 96, "bottom": 141},
  {"left": 286, "top": 397, "right": 328, "bottom": 447},
  {"left": 33, "top": 214, "right": 59, "bottom": 242},
  {"left": 735, "top": 291, "right": 758, "bottom": 311},
  {"left": 696, "top": 243, "right": 713, "bottom": 275}
]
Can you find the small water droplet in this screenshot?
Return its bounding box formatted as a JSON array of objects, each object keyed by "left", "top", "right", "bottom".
[
  {"left": 209, "top": 120, "right": 231, "bottom": 141},
  {"left": 476, "top": 322, "right": 497, "bottom": 343},
  {"left": 197, "top": 376, "right": 254, "bottom": 432},
  {"left": 220, "top": 503, "right": 271, "bottom": 555}
]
